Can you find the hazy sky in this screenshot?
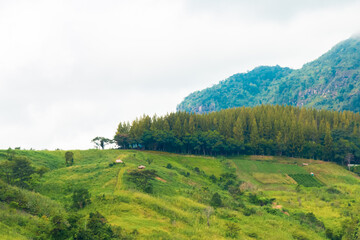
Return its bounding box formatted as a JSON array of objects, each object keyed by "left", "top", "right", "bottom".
[{"left": 1, "top": 0, "right": 360, "bottom": 150}]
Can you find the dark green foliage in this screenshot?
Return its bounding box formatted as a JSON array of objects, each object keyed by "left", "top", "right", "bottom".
[
  {"left": 248, "top": 193, "right": 275, "bottom": 206},
  {"left": 219, "top": 173, "right": 239, "bottom": 190},
  {"left": 225, "top": 222, "right": 240, "bottom": 238},
  {"left": 37, "top": 166, "right": 50, "bottom": 177},
  {"left": 326, "top": 187, "right": 342, "bottom": 194},
  {"left": 72, "top": 188, "right": 91, "bottom": 209},
  {"left": 177, "top": 37, "right": 360, "bottom": 114},
  {"left": 6, "top": 148, "right": 15, "bottom": 160},
  {"left": 146, "top": 158, "right": 153, "bottom": 165},
  {"left": 209, "top": 174, "right": 217, "bottom": 183},
  {"left": 293, "top": 212, "right": 325, "bottom": 231},
  {"left": 210, "top": 192, "right": 222, "bottom": 208},
  {"left": 12, "top": 156, "right": 35, "bottom": 188},
  {"left": 166, "top": 163, "right": 172, "bottom": 169},
  {"left": 2, "top": 156, "right": 36, "bottom": 189},
  {"left": 263, "top": 206, "right": 283, "bottom": 216},
  {"left": 71, "top": 212, "right": 124, "bottom": 240},
  {"left": 243, "top": 207, "right": 256, "bottom": 217},
  {"left": 289, "top": 174, "right": 323, "bottom": 187},
  {"left": 128, "top": 169, "right": 157, "bottom": 193},
  {"left": 114, "top": 104, "right": 360, "bottom": 164},
  {"left": 177, "top": 65, "right": 293, "bottom": 113},
  {"left": 92, "top": 137, "right": 114, "bottom": 150},
  {"left": 292, "top": 231, "right": 309, "bottom": 240},
  {"left": 50, "top": 215, "right": 70, "bottom": 240},
  {"left": 325, "top": 228, "right": 343, "bottom": 240},
  {"left": 86, "top": 211, "right": 114, "bottom": 240},
  {"left": 65, "top": 151, "right": 74, "bottom": 166}
]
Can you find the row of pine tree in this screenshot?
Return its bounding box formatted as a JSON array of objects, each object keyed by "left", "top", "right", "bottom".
[{"left": 115, "top": 105, "right": 360, "bottom": 164}]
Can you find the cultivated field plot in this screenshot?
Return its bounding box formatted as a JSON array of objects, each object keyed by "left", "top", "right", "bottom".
[
  {"left": 252, "top": 173, "right": 297, "bottom": 184},
  {"left": 288, "top": 174, "right": 324, "bottom": 187},
  {"left": 233, "top": 159, "right": 308, "bottom": 175}
]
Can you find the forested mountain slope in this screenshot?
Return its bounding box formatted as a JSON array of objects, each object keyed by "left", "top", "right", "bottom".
[{"left": 177, "top": 36, "right": 360, "bottom": 113}]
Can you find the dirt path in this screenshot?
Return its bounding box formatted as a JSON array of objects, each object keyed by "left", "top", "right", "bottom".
[
  {"left": 114, "top": 167, "right": 128, "bottom": 194},
  {"left": 155, "top": 176, "right": 167, "bottom": 183}
]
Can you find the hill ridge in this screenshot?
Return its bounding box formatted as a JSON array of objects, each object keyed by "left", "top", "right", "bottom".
[{"left": 177, "top": 36, "right": 360, "bottom": 113}]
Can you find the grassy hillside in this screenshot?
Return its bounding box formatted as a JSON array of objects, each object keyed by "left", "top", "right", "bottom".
[
  {"left": 1, "top": 149, "right": 360, "bottom": 239},
  {"left": 177, "top": 36, "right": 360, "bottom": 113}
]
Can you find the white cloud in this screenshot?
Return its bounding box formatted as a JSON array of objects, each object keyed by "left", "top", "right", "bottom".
[{"left": 0, "top": 0, "right": 360, "bottom": 149}]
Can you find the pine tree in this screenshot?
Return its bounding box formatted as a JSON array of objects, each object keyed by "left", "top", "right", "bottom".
[
  {"left": 250, "top": 118, "right": 259, "bottom": 153},
  {"left": 323, "top": 124, "right": 333, "bottom": 161}
]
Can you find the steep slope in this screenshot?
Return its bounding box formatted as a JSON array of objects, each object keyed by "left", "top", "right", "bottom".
[{"left": 177, "top": 36, "right": 360, "bottom": 113}]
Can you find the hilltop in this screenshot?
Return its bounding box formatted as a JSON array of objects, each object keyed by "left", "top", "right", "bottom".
[
  {"left": 1, "top": 149, "right": 360, "bottom": 239},
  {"left": 177, "top": 36, "right": 360, "bottom": 113}
]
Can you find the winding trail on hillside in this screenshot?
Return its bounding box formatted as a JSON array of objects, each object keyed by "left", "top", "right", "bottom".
[{"left": 114, "top": 166, "right": 128, "bottom": 194}]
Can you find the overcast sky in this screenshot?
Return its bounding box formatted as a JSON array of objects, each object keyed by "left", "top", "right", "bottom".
[{"left": 1, "top": 0, "right": 360, "bottom": 150}]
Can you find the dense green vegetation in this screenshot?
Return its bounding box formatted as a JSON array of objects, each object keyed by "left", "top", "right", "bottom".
[
  {"left": 115, "top": 105, "right": 360, "bottom": 164},
  {"left": 288, "top": 174, "right": 324, "bottom": 187},
  {"left": 1, "top": 150, "right": 360, "bottom": 239},
  {"left": 177, "top": 36, "right": 360, "bottom": 113}
]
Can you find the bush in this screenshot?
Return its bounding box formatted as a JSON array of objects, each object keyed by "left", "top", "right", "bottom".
[
  {"left": 72, "top": 188, "right": 91, "bottom": 209},
  {"left": 166, "top": 163, "right": 172, "bottom": 169},
  {"left": 292, "top": 231, "right": 309, "bottom": 240},
  {"left": 210, "top": 193, "right": 222, "bottom": 208},
  {"left": 293, "top": 212, "right": 325, "bottom": 230},
  {"left": 325, "top": 228, "right": 343, "bottom": 240},
  {"left": 128, "top": 169, "right": 157, "bottom": 194},
  {"left": 225, "top": 222, "right": 240, "bottom": 238},
  {"left": 248, "top": 193, "right": 275, "bottom": 206},
  {"left": 209, "top": 174, "right": 217, "bottom": 183},
  {"left": 326, "top": 187, "right": 341, "bottom": 194},
  {"left": 243, "top": 207, "right": 256, "bottom": 216}
]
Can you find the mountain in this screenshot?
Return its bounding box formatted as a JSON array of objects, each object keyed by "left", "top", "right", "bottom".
[{"left": 177, "top": 36, "right": 360, "bottom": 113}]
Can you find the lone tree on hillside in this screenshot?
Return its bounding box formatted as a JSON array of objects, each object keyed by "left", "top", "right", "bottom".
[
  {"left": 65, "top": 151, "right": 74, "bottom": 166},
  {"left": 72, "top": 187, "right": 91, "bottom": 209},
  {"left": 146, "top": 158, "right": 153, "bottom": 165},
  {"left": 91, "top": 137, "right": 114, "bottom": 150},
  {"left": 210, "top": 192, "right": 222, "bottom": 208}
]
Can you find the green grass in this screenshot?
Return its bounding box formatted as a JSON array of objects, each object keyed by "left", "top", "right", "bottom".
[
  {"left": 2, "top": 149, "right": 360, "bottom": 239},
  {"left": 233, "top": 159, "right": 307, "bottom": 174}
]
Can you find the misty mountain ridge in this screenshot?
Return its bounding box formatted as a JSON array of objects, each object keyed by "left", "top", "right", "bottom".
[{"left": 177, "top": 36, "right": 360, "bottom": 113}]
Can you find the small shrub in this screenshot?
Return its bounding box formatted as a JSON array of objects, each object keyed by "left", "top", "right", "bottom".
[
  {"left": 292, "top": 231, "right": 309, "bottom": 240},
  {"left": 225, "top": 222, "right": 240, "bottom": 238},
  {"left": 326, "top": 187, "right": 341, "bottom": 194},
  {"left": 210, "top": 193, "right": 222, "bottom": 208},
  {"left": 248, "top": 193, "right": 275, "bottom": 206},
  {"left": 325, "top": 228, "right": 343, "bottom": 240},
  {"left": 243, "top": 207, "right": 256, "bottom": 216},
  {"left": 209, "top": 174, "right": 217, "bottom": 183},
  {"left": 294, "top": 212, "right": 325, "bottom": 230},
  {"left": 247, "top": 232, "right": 258, "bottom": 238},
  {"left": 166, "top": 163, "right": 172, "bottom": 169}
]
